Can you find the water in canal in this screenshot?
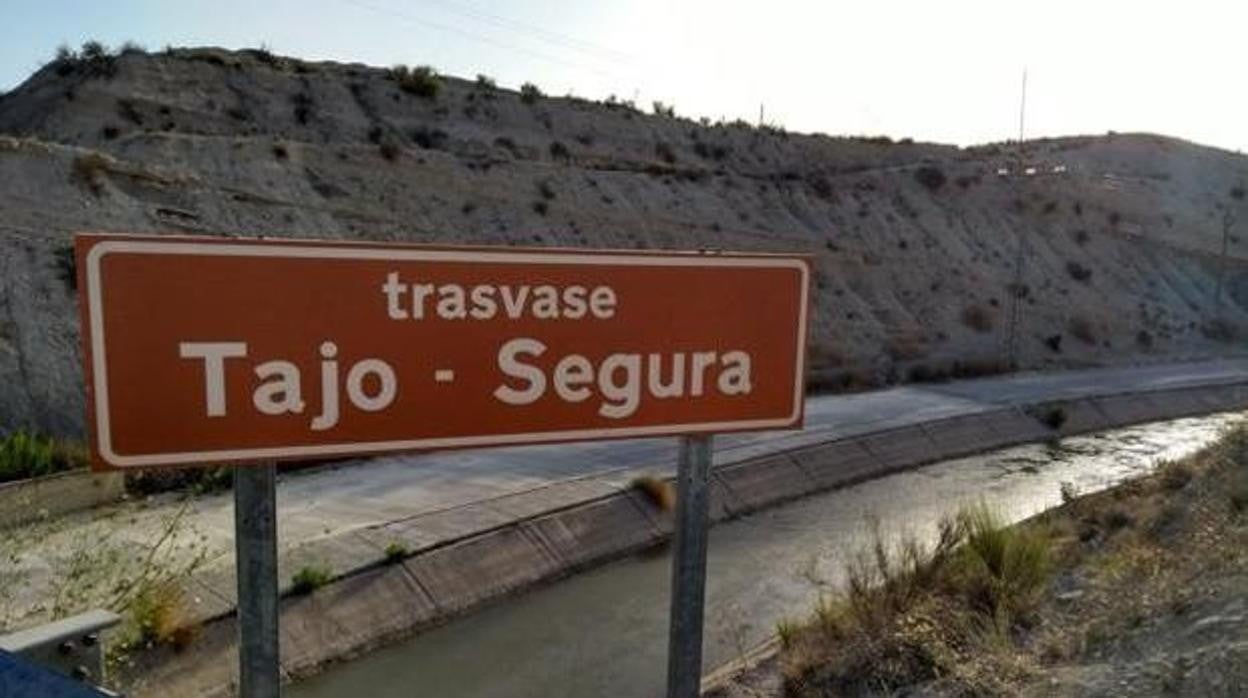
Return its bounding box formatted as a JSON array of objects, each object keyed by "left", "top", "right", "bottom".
[{"left": 290, "top": 412, "right": 1244, "bottom": 698}]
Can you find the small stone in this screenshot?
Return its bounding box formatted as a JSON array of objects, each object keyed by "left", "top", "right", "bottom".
[{"left": 1191, "top": 614, "right": 1243, "bottom": 631}]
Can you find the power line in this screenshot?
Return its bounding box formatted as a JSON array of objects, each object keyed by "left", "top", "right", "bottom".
[
  {"left": 418, "top": 0, "right": 641, "bottom": 65},
  {"left": 335, "top": 0, "right": 639, "bottom": 85}
]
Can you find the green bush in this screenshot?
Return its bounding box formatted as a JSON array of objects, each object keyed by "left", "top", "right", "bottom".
[
  {"left": 0, "top": 430, "right": 88, "bottom": 483},
  {"left": 390, "top": 64, "right": 440, "bottom": 98},
  {"left": 520, "top": 82, "right": 543, "bottom": 105},
  {"left": 54, "top": 40, "right": 121, "bottom": 78},
  {"left": 652, "top": 101, "right": 675, "bottom": 118}
]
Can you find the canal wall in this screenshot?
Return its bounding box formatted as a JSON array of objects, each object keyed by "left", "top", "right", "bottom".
[
  {"left": 0, "top": 470, "right": 125, "bottom": 528},
  {"left": 119, "top": 380, "right": 1248, "bottom": 697}
]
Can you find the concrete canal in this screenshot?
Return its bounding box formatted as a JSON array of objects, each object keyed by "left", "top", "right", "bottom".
[{"left": 290, "top": 412, "right": 1244, "bottom": 698}]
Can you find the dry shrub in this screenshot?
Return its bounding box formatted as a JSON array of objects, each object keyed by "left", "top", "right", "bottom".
[
  {"left": 126, "top": 581, "right": 196, "bottom": 651},
  {"left": 1029, "top": 405, "right": 1067, "bottom": 430},
  {"left": 1202, "top": 318, "right": 1239, "bottom": 343},
  {"left": 913, "top": 165, "right": 946, "bottom": 191},
  {"left": 1159, "top": 461, "right": 1193, "bottom": 491},
  {"left": 1065, "top": 260, "right": 1093, "bottom": 283},
  {"left": 960, "top": 305, "right": 994, "bottom": 333},
  {"left": 885, "top": 334, "right": 927, "bottom": 361},
  {"left": 950, "top": 357, "right": 1009, "bottom": 379},
  {"left": 807, "top": 367, "right": 875, "bottom": 394},
  {"left": 907, "top": 363, "right": 950, "bottom": 383},
  {"left": 806, "top": 344, "right": 846, "bottom": 369},
  {"left": 72, "top": 153, "right": 110, "bottom": 195},
  {"left": 1068, "top": 315, "right": 1097, "bottom": 345},
  {"left": 1231, "top": 485, "right": 1248, "bottom": 514},
  {"left": 631, "top": 475, "right": 675, "bottom": 512}
]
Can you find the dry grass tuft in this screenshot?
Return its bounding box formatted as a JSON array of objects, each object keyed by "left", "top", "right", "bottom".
[
  {"left": 125, "top": 581, "right": 197, "bottom": 651},
  {"left": 779, "top": 504, "right": 1051, "bottom": 696},
  {"left": 960, "top": 305, "right": 994, "bottom": 333},
  {"left": 631, "top": 475, "right": 675, "bottom": 512},
  {"left": 0, "top": 430, "right": 88, "bottom": 483},
  {"left": 384, "top": 541, "right": 409, "bottom": 563},
  {"left": 290, "top": 564, "right": 333, "bottom": 595}
]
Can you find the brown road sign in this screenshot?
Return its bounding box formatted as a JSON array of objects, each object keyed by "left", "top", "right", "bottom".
[{"left": 77, "top": 234, "right": 811, "bottom": 469}]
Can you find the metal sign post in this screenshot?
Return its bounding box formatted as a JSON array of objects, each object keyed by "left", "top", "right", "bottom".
[
  {"left": 234, "top": 463, "right": 280, "bottom": 697},
  {"left": 666, "top": 435, "right": 713, "bottom": 698}
]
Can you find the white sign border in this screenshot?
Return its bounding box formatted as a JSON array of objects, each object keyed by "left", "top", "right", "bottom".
[{"left": 87, "top": 240, "right": 810, "bottom": 467}]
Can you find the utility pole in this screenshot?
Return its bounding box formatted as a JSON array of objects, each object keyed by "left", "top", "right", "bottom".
[
  {"left": 1004, "top": 69, "right": 1028, "bottom": 370},
  {"left": 1214, "top": 210, "right": 1234, "bottom": 312}
]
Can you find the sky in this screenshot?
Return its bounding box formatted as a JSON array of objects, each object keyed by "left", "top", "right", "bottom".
[{"left": 3, "top": 0, "right": 1247, "bottom": 152}]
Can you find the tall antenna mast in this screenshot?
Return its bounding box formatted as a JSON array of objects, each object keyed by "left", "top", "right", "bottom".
[
  {"left": 1018, "top": 69, "right": 1027, "bottom": 145},
  {"left": 1004, "top": 68, "right": 1029, "bottom": 370}
]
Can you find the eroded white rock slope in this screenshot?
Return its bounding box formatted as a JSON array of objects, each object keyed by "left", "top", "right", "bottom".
[{"left": 0, "top": 47, "right": 1245, "bottom": 436}]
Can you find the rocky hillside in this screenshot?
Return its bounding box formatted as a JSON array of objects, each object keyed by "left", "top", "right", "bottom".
[{"left": 1, "top": 46, "right": 1246, "bottom": 437}]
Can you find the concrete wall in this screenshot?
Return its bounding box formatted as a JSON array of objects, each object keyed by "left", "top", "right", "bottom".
[
  {"left": 0, "top": 470, "right": 125, "bottom": 528},
  {"left": 119, "top": 383, "right": 1248, "bottom": 697}
]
